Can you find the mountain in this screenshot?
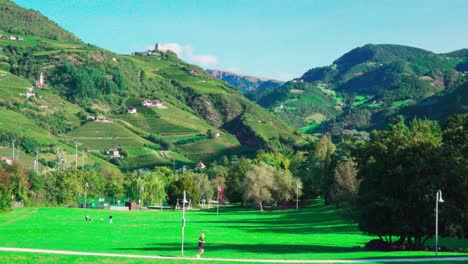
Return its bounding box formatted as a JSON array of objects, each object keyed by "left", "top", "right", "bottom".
[
  {"left": 249, "top": 44, "right": 467, "bottom": 135},
  {"left": 0, "top": 0, "right": 303, "bottom": 172},
  {"left": 207, "top": 69, "right": 284, "bottom": 93}
]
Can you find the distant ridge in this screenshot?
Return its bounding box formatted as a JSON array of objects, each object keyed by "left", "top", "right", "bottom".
[{"left": 207, "top": 69, "right": 284, "bottom": 93}]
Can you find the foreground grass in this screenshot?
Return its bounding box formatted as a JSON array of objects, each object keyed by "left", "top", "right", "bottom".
[{"left": 0, "top": 200, "right": 466, "bottom": 262}]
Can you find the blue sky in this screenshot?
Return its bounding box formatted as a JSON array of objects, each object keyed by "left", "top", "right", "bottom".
[{"left": 14, "top": 0, "right": 468, "bottom": 80}]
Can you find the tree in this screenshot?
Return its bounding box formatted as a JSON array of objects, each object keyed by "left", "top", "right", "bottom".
[
  {"left": 242, "top": 162, "right": 275, "bottom": 211},
  {"left": 226, "top": 157, "right": 251, "bottom": 206},
  {"left": 272, "top": 168, "right": 297, "bottom": 202},
  {"left": 328, "top": 159, "right": 358, "bottom": 205},
  {"left": 167, "top": 175, "right": 200, "bottom": 206},
  {"left": 190, "top": 172, "right": 213, "bottom": 202},
  {"left": 355, "top": 118, "right": 445, "bottom": 248},
  {"left": 314, "top": 134, "right": 336, "bottom": 204},
  {"left": 439, "top": 114, "right": 467, "bottom": 238},
  {"left": 255, "top": 151, "right": 290, "bottom": 170}
]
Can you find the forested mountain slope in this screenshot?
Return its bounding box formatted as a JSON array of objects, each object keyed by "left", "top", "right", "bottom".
[{"left": 249, "top": 44, "right": 467, "bottom": 135}]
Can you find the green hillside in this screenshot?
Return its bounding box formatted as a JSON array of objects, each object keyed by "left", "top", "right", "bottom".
[
  {"left": 0, "top": 0, "right": 302, "bottom": 172},
  {"left": 0, "top": 0, "right": 80, "bottom": 42},
  {"left": 250, "top": 44, "right": 467, "bottom": 135}
]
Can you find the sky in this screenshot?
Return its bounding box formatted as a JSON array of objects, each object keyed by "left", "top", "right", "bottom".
[{"left": 13, "top": 0, "right": 468, "bottom": 81}]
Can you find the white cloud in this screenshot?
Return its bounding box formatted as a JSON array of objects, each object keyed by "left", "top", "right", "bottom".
[{"left": 157, "top": 43, "right": 218, "bottom": 67}]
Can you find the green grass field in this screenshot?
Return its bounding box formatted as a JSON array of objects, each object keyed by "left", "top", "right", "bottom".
[{"left": 0, "top": 200, "right": 465, "bottom": 263}]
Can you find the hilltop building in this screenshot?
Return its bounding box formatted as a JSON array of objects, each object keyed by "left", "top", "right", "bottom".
[{"left": 132, "top": 42, "right": 161, "bottom": 57}]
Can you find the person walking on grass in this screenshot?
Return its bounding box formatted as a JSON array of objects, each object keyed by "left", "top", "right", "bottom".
[{"left": 196, "top": 233, "right": 205, "bottom": 258}]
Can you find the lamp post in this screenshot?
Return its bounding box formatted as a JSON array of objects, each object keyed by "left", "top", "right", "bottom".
[
  {"left": 11, "top": 139, "right": 16, "bottom": 160},
  {"left": 296, "top": 183, "right": 301, "bottom": 211},
  {"left": 435, "top": 190, "right": 444, "bottom": 256},
  {"left": 181, "top": 191, "right": 188, "bottom": 256},
  {"left": 139, "top": 185, "right": 144, "bottom": 208},
  {"left": 84, "top": 182, "right": 89, "bottom": 208},
  {"left": 74, "top": 142, "right": 78, "bottom": 170},
  {"left": 217, "top": 186, "right": 221, "bottom": 216}
]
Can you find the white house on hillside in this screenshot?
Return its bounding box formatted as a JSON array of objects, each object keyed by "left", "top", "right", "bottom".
[{"left": 128, "top": 107, "right": 137, "bottom": 114}]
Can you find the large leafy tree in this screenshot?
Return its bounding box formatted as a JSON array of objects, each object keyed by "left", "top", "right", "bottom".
[
  {"left": 226, "top": 157, "right": 251, "bottom": 206},
  {"left": 242, "top": 162, "right": 276, "bottom": 211},
  {"left": 355, "top": 117, "right": 446, "bottom": 248},
  {"left": 439, "top": 114, "right": 467, "bottom": 238}
]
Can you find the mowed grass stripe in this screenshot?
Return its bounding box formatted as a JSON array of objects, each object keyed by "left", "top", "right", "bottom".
[{"left": 0, "top": 200, "right": 465, "bottom": 261}]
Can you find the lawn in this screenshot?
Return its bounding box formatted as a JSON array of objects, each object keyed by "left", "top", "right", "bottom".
[{"left": 0, "top": 200, "right": 465, "bottom": 263}]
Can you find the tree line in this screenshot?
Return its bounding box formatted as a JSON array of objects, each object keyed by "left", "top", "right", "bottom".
[{"left": 0, "top": 114, "right": 466, "bottom": 248}]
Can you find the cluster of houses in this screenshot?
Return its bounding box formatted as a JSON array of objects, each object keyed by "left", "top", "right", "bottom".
[
  {"left": 127, "top": 99, "right": 167, "bottom": 114},
  {"left": 0, "top": 34, "right": 24, "bottom": 41},
  {"left": 132, "top": 43, "right": 161, "bottom": 57},
  {"left": 86, "top": 115, "right": 113, "bottom": 123},
  {"left": 141, "top": 99, "right": 166, "bottom": 108}
]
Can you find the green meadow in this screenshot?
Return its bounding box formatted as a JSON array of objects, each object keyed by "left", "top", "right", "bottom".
[{"left": 0, "top": 200, "right": 465, "bottom": 263}]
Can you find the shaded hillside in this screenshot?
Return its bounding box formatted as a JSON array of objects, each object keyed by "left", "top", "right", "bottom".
[
  {"left": 250, "top": 44, "right": 467, "bottom": 135},
  {"left": 207, "top": 69, "right": 284, "bottom": 93}
]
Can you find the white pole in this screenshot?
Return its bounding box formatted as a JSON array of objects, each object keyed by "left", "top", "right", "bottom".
[
  {"left": 217, "top": 186, "right": 220, "bottom": 216},
  {"left": 12, "top": 139, "right": 15, "bottom": 160},
  {"left": 84, "top": 182, "right": 89, "bottom": 208},
  {"left": 181, "top": 190, "right": 186, "bottom": 256},
  {"left": 75, "top": 142, "right": 78, "bottom": 170},
  {"left": 296, "top": 185, "right": 299, "bottom": 211},
  {"left": 435, "top": 190, "right": 440, "bottom": 256}
]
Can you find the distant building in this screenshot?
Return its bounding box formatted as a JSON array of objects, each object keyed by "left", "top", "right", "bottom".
[
  {"left": 214, "top": 132, "right": 220, "bottom": 139},
  {"left": 133, "top": 42, "right": 161, "bottom": 57},
  {"left": 95, "top": 115, "right": 112, "bottom": 123},
  {"left": 35, "top": 72, "right": 48, "bottom": 88},
  {"left": 17, "top": 36, "right": 24, "bottom": 41},
  {"left": 106, "top": 148, "right": 120, "bottom": 158},
  {"left": 0, "top": 157, "right": 13, "bottom": 166},
  {"left": 196, "top": 161, "right": 206, "bottom": 169},
  {"left": 142, "top": 99, "right": 166, "bottom": 109},
  {"left": 128, "top": 107, "right": 137, "bottom": 114},
  {"left": 26, "top": 92, "right": 36, "bottom": 98},
  {"left": 112, "top": 57, "right": 117, "bottom": 61},
  {"left": 9, "top": 36, "right": 16, "bottom": 40}
]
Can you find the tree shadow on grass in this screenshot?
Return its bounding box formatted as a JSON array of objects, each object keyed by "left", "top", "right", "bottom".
[{"left": 114, "top": 242, "right": 360, "bottom": 255}]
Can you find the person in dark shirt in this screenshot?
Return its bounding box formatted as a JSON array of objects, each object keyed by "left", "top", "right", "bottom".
[{"left": 196, "top": 233, "right": 205, "bottom": 258}]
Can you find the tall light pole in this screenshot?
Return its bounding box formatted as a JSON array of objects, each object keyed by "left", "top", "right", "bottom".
[
  {"left": 296, "top": 183, "right": 301, "bottom": 211},
  {"left": 217, "top": 186, "right": 221, "bottom": 216},
  {"left": 11, "top": 139, "right": 15, "bottom": 160},
  {"left": 435, "top": 190, "right": 444, "bottom": 256},
  {"left": 139, "top": 185, "right": 144, "bottom": 208},
  {"left": 181, "top": 191, "right": 187, "bottom": 256},
  {"left": 74, "top": 142, "right": 78, "bottom": 170},
  {"left": 84, "top": 182, "right": 89, "bottom": 208}
]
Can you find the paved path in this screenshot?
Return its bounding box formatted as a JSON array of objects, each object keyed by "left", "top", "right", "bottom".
[{"left": 0, "top": 247, "right": 467, "bottom": 263}]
